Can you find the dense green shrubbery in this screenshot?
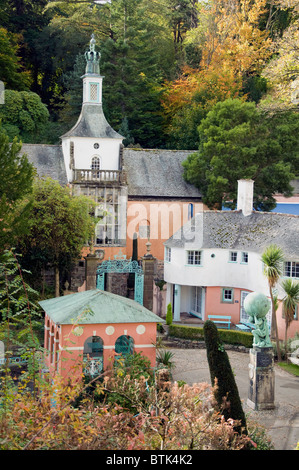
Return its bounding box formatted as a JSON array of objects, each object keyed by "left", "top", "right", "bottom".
[
  {"left": 169, "top": 324, "right": 253, "bottom": 348},
  {"left": 166, "top": 303, "right": 173, "bottom": 325}
]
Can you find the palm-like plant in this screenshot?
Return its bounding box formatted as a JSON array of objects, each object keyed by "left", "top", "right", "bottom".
[
  {"left": 261, "top": 244, "right": 284, "bottom": 361},
  {"left": 281, "top": 279, "right": 299, "bottom": 361}
]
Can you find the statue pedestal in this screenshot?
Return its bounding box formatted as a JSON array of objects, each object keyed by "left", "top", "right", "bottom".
[{"left": 247, "top": 347, "right": 275, "bottom": 411}]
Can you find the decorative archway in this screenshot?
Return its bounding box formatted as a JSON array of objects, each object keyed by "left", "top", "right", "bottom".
[{"left": 96, "top": 251, "right": 144, "bottom": 305}]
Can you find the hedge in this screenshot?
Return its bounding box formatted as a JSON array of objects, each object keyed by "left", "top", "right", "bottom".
[{"left": 168, "top": 324, "right": 253, "bottom": 349}]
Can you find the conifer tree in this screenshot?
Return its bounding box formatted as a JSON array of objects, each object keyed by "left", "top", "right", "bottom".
[{"left": 203, "top": 320, "right": 247, "bottom": 435}]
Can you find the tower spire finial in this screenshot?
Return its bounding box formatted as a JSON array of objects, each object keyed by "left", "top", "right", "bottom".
[{"left": 85, "top": 34, "right": 100, "bottom": 74}]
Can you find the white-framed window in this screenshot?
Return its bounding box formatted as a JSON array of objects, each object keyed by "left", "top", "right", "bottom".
[
  {"left": 229, "top": 251, "right": 238, "bottom": 262},
  {"left": 90, "top": 187, "right": 121, "bottom": 245},
  {"left": 165, "top": 247, "right": 171, "bottom": 262},
  {"left": 187, "top": 250, "right": 202, "bottom": 265},
  {"left": 284, "top": 261, "right": 299, "bottom": 279},
  {"left": 91, "top": 156, "right": 100, "bottom": 170},
  {"left": 222, "top": 288, "right": 234, "bottom": 303},
  {"left": 241, "top": 252, "right": 248, "bottom": 264}
]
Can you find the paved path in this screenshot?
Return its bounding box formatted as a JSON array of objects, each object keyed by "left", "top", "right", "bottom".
[{"left": 170, "top": 348, "right": 299, "bottom": 451}]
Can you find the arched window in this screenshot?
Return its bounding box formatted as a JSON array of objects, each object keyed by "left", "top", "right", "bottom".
[
  {"left": 83, "top": 336, "right": 104, "bottom": 377},
  {"left": 55, "top": 331, "right": 59, "bottom": 372},
  {"left": 115, "top": 335, "right": 134, "bottom": 356},
  {"left": 46, "top": 318, "right": 50, "bottom": 356},
  {"left": 69, "top": 142, "right": 74, "bottom": 169},
  {"left": 188, "top": 203, "right": 194, "bottom": 220},
  {"left": 50, "top": 325, "right": 55, "bottom": 364},
  {"left": 91, "top": 156, "right": 100, "bottom": 171}
]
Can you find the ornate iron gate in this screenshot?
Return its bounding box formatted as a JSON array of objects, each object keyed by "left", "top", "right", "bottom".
[{"left": 96, "top": 251, "right": 144, "bottom": 305}]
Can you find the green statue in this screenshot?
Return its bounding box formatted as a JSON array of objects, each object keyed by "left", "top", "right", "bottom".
[
  {"left": 244, "top": 292, "right": 272, "bottom": 348},
  {"left": 85, "top": 34, "right": 101, "bottom": 75}
]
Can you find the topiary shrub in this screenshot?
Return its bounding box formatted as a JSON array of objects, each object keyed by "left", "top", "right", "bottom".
[
  {"left": 166, "top": 303, "right": 173, "bottom": 325},
  {"left": 203, "top": 320, "right": 247, "bottom": 435}
]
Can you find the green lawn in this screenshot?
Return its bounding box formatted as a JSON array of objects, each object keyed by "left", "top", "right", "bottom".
[{"left": 278, "top": 362, "right": 299, "bottom": 377}]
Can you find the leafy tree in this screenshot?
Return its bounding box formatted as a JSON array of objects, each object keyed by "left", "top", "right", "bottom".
[
  {"left": 0, "top": 27, "right": 30, "bottom": 91},
  {"left": 162, "top": 0, "right": 273, "bottom": 147},
  {"left": 0, "top": 123, "right": 35, "bottom": 251},
  {"left": 0, "top": 249, "right": 43, "bottom": 399},
  {"left": 261, "top": 244, "right": 284, "bottom": 361},
  {"left": 260, "top": 0, "right": 299, "bottom": 111},
  {"left": 203, "top": 319, "right": 247, "bottom": 435},
  {"left": 18, "top": 178, "right": 96, "bottom": 297},
  {"left": 182, "top": 99, "right": 298, "bottom": 210},
  {"left": 0, "top": 90, "right": 50, "bottom": 142}
]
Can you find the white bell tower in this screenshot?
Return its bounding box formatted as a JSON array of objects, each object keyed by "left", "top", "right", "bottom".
[{"left": 61, "top": 34, "right": 124, "bottom": 183}]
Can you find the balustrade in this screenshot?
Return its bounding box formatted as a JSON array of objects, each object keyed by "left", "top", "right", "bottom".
[{"left": 73, "top": 169, "right": 121, "bottom": 183}]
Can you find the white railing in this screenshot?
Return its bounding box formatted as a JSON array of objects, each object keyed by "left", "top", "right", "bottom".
[{"left": 73, "top": 169, "right": 122, "bottom": 183}]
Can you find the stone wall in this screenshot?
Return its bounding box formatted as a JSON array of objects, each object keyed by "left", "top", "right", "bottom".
[{"left": 106, "top": 272, "right": 129, "bottom": 297}]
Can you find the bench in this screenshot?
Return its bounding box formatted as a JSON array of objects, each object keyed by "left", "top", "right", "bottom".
[
  {"left": 208, "top": 315, "right": 231, "bottom": 329},
  {"left": 236, "top": 323, "right": 251, "bottom": 332},
  {"left": 238, "top": 321, "right": 256, "bottom": 332}
]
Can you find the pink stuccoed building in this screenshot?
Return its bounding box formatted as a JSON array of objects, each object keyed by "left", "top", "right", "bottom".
[{"left": 40, "top": 289, "right": 164, "bottom": 382}]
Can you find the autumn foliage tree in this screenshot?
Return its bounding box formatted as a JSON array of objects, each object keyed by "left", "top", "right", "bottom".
[{"left": 162, "top": 0, "right": 273, "bottom": 148}]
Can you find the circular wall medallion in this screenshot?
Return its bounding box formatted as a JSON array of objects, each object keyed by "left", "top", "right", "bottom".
[
  {"left": 72, "top": 326, "right": 84, "bottom": 337},
  {"left": 136, "top": 325, "right": 146, "bottom": 335},
  {"left": 105, "top": 326, "right": 115, "bottom": 336}
]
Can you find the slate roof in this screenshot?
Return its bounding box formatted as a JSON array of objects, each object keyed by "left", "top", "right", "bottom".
[
  {"left": 39, "top": 288, "right": 164, "bottom": 325},
  {"left": 165, "top": 210, "right": 299, "bottom": 260},
  {"left": 61, "top": 104, "right": 124, "bottom": 139},
  {"left": 123, "top": 148, "right": 202, "bottom": 199},
  {"left": 21, "top": 144, "right": 67, "bottom": 186}
]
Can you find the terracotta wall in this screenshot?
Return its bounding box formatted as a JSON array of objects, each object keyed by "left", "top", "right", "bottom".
[
  {"left": 44, "top": 316, "right": 158, "bottom": 381},
  {"left": 205, "top": 286, "right": 250, "bottom": 326},
  {"left": 126, "top": 199, "right": 204, "bottom": 260}
]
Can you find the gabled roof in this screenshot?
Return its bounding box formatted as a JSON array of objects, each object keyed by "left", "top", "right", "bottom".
[
  {"left": 61, "top": 104, "right": 124, "bottom": 139},
  {"left": 39, "top": 289, "right": 164, "bottom": 325},
  {"left": 22, "top": 144, "right": 68, "bottom": 186},
  {"left": 123, "top": 148, "right": 202, "bottom": 199},
  {"left": 165, "top": 210, "right": 299, "bottom": 260}
]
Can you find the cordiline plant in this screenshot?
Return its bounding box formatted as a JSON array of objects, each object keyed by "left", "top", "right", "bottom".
[{"left": 0, "top": 249, "right": 45, "bottom": 401}]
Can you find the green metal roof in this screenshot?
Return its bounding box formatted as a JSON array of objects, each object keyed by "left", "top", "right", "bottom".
[{"left": 39, "top": 289, "right": 165, "bottom": 325}]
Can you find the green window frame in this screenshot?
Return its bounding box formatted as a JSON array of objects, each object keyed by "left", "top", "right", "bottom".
[{"left": 221, "top": 288, "right": 234, "bottom": 303}]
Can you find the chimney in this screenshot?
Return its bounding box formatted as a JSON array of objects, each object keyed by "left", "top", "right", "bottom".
[{"left": 237, "top": 179, "right": 254, "bottom": 216}]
